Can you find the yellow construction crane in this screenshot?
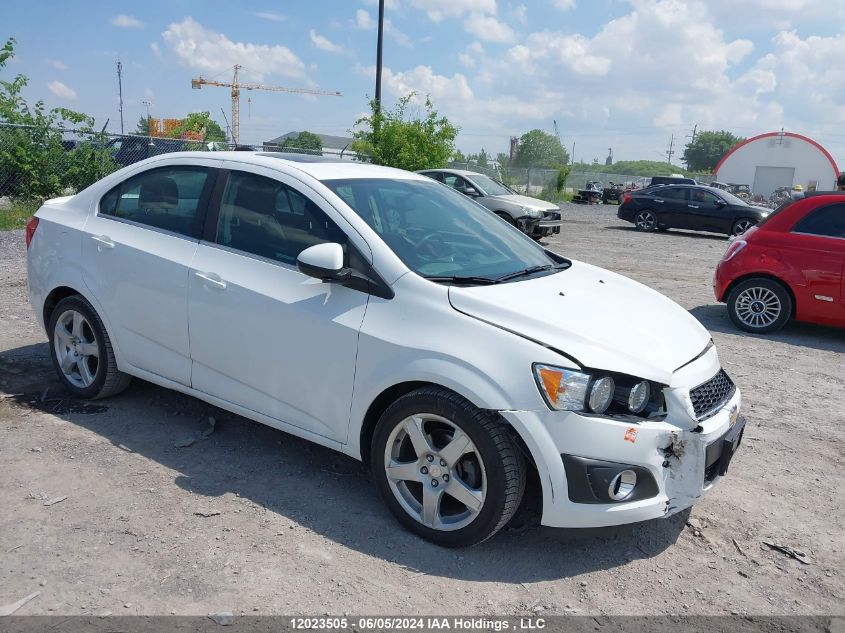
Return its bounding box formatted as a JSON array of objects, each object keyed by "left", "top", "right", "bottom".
[{"left": 191, "top": 64, "right": 341, "bottom": 145}]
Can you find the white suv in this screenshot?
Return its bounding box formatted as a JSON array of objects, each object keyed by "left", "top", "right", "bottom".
[{"left": 26, "top": 152, "right": 744, "bottom": 547}]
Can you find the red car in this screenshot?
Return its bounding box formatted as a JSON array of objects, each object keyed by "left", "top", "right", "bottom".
[{"left": 714, "top": 192, "right": 845, "bottom": 333}]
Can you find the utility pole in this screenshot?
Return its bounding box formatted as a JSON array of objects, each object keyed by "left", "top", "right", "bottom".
[
  {"left": 571, "top": 141, "right": 576, "bottom": 166},
  {"left": 684, "top": 123, "right": 697, "bottom": 169},
  {"left": 375, "top": 0, "right": 385, "bottom": 112},
  {"left": 666, "top": 133, "right": 675, "bottom": 165},
  {"left": 141, "top": 99, "right": 153, "bottom": 143},
  {"left": 116, "top": 60, "right": 124, "bottom": 135}
]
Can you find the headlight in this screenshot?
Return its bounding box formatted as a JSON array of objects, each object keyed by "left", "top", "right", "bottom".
[
  {"left": 588, "top": 376, "right": 615, "bottom": 413},
  {"left": 627, "top": 380, "right": 650, "bottom": 414},
  {"left": 533, "top": 364, "right": 662, "bottom": 417},
  {"left": 521, "top": 206, "right": 543, "bottom": 218}
]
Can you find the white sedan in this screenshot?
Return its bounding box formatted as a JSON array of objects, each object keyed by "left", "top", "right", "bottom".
[{"left": 26, "top": 152, "right": 744, "bottom": 547}]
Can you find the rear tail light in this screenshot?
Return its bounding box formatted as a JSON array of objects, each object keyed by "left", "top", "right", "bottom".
[
  {"left": 25, "top": 217, "right": 39, "bottom": 249},
  {"left": 722, "top": 239, "right": 747, "bottom": 262},
  {"left": 622, "top": 192, "right": 631, "bottom": 204}
]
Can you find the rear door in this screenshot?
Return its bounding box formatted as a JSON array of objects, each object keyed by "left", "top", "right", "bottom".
[
  {"left": 81, "top": 158, "right": 218, "bottom": 384},
  {"left": 787, "top": 202, "right": 845, "bottom": 326},
  {"left": 651, "top": 187, "right": 690, "bottom": 227}
]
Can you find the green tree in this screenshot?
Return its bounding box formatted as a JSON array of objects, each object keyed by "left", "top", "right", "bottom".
[
  {"left": 683, "top": 130, "right": 744, "bottom": 172},
  {"left": 477, "top": 147, "right": 489, "bottom": 168},
  {"left": 0, "top": 37, "right": 113, "bottom": 200},
  {"left": 170, "top": 111, "right": 227, "bottom": 142},
  {"left": 134, "top": 116, "right": 151, "bottom": 136},
  {"left": 451, "top": 149, "right": 466, "bottom": 162},
  {"left": 282, "top": 131, "right": 323, "bottom": 153},
  {"left": 513, "top": 129, "right": 569, "bottom": 168},
  {"left": 351, "top": 93, "right": 458, "bottom": 171}
]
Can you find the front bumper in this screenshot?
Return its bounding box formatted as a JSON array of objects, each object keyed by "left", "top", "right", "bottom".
[
  {"left": 500, "top": 378, "right": 742, "bottom": 528},
  {"left": 532, "top": 211, "right": 562, "bottom": 237}
]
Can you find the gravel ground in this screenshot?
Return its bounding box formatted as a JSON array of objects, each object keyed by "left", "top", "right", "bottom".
[{"left": 1, "top": 204, "right": 843, "bottom": 617}]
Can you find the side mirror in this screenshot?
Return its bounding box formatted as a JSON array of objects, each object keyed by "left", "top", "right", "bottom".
[
  {"left": 297, "top": 243, "right": 350, "bottom": 282},
  {"left": 464, "top": 186, "right": 480, "bottom": 197},
  {"left": 715, "top": 198, "right": 727, "bottom": 207}
]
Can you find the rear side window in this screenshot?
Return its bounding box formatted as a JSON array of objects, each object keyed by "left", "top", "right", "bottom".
[
  {"left": 215, "top": 171, "right": 347, "bottom": 265},
  {"left": 655, "top": 187, "right": 689, "bottom": 201},
  {"left": 792, "top": 203, "right": 845, "bottom": 238},
  {"left": 99, "top": 166, "right": 211, "bottom": 238}
]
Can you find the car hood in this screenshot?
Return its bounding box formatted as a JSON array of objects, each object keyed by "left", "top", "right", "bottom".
[
  {"left": 448, "top": 261, "right": 711, "bottom": 384},
  {"left": 485, "top": 194, "right": 559, "bottom": 211}
]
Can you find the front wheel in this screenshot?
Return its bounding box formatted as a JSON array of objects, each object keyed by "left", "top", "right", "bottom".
[
  {"left": 371, "top": 387, "right": 525, "bottom": 547},
  {"left": 48, "top": 295, "right": 132, "bottom": 399},
  {"left": 726, "top": 278, "right": 792, "bottom": 333}
]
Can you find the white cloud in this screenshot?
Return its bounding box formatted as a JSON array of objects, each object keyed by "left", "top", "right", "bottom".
[
  {"left": 161, "top": 17, "right": 305, "bottom": 80},
  {"left": 408, "top": 0, "right": 497, "bottom": 22},
  {"left": 355, "top": 9, "right": 375, "bottom": 30},
  {"left": 47, "top": 80, "right": 77, "bottom": 100},
  {"left": 110, "top": 15, "right": 143, "bottom": 28},
  {"left": 354, "top": 9, "right": 411, "bottom": 47},
  {"left": 464, "top": 13, "right": 516, "bottom": 43},
  {"left": 508, "top": 4, "right": 528, "bottom": 25},
  {"left": 46, "top": 59, "right": 67, "bottom": 70},
  {"left": 253, "top": 11, "right": 286, "bottom": 22},
  {"left": 551, "top": 0, "right": 576, "bottom": 9},
  {"left": 309, "top": 30, "right": 348, "bottom": 54}
]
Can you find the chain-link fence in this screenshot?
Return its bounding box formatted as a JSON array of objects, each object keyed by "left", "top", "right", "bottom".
[{"left": 0, "top": 122, "right": 358, "bottom": 206}]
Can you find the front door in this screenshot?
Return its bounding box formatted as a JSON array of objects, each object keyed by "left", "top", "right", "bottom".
[
  {"left": 81, "top": 161, "right": 217, "bottom": 385},
  {"left": 686, "top": 189, "right": 733, "bottom": 233},
  {"left": 187, "top": 165, "right": 370, "bottom": 442}
]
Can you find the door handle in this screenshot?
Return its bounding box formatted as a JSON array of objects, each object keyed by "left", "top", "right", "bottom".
[
  {"left": 688, "top": 204, "right": 699, "bottom": 209},
  {"left": 194, "top": 271, "right": 227, "bottom": 290},
  {"left": 91, "top": 235, "right": 115, "bottom": 249},
  {"left": 654, "top": 199, "right": 664, "bottom": 203}
]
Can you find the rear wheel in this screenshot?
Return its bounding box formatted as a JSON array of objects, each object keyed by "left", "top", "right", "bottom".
[
  {"left": 732, "top": 218, "right": 757, "bottom": 236},
  {"left": 726, "top": 278, "right": 792, "bottom": 333},
  {"left": 634, "top": 210, "right": 658, "bottom": 232},
  {"left": 371, "top": 387, "right": 525, "bottom": 547},
  {"left": 48, "top": 295, "right": 131, "bottom": 399}
]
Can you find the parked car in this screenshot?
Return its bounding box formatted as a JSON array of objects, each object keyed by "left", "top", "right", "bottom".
[
  {"left": 648, "top": 175, "right": 697, "bottom": 187},
  {"left": 618, "top": 184, "right": 770, "bottom": 236},
  {"left": 417, "top": 168, "right": 561, "bottom": 239},
  {"left": 27, "top": 151, "right": 744, "bottom": 547},
  {"left": 714, "top": 192, "right": 845, "bottom": 333},
  {"left": 104, "top": 135, "right": 198, "bottom": 167}
]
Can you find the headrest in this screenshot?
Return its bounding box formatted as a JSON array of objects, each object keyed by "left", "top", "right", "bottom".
[{"left": 139, "top": 177, "right": 178, "bottom": 209}]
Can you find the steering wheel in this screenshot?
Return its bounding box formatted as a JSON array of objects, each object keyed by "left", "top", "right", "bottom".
[{"left": 414, "top": 233, "right": 451, "bottom": 259}]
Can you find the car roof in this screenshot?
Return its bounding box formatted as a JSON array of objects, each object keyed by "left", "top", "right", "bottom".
[
  {"left": 148, "top": 151, "right": 430, "bottom": 181},
  {"left": 418, "top": 168, "right": 484, "bottom": 177}
]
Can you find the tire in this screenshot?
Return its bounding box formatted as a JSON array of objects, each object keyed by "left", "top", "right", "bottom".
[
  {"left": 48, "top": 295, "right": 132, "bottom": 399},
  {"left": 371, "top": 387, "right": 525, "bottom": 547},
  {"left": 634, "top": 209, "right": 658, "bottom": 232},
  {"left": 726, "top": 278, "right": 792, "bottom": 334},
  {"left": 495, "top": 211, "right": 516, "bottom": 226},
  {"left": 732, "top": 218, "right": 757, "bottom": 236}
]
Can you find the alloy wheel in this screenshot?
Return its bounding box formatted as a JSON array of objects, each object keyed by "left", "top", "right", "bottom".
[
  {"left": 733, "top": 219, "right": 755, "bottom": 235},
  {"left": 734, "top": 287, "right": 782, "bottom": 329},
  {"left": 383, "top": 414, "right": 486, "bottom": 531},
  {"left": 635, "top": 211, "right": 656, "bottom": 231},
  {"left": 53, "top": 309, "right": 99, "bottom": 388}
]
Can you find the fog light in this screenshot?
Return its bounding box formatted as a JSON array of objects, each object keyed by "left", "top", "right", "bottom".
[
  {"left": 588, "top": 377, "right": 615, "bottom": 413},
  {"left": 608, "top": 469, "right": 637, "bottom": 501},
  {"left": 628, "top": 381, "right": 650, "bottom": 414}
]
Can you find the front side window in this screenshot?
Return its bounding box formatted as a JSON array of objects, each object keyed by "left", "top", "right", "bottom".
[
  {"left": 792, "top": 203, "right": 845, "bottom": 238},
  {"left": 216, "top": 171, "right": 347, "bottom": 265},
  {"left": 469, "top": 174, "right": 511, "bottom": 197},
  {"left": 690, "top": 189, "right": 720, "bottom": 204},
  {"left": 99, "top": 166, "right": 211, "bottom": 238},
  {"left": 442, "top": 174, "right": 470, "bottom": 194},
  {"left": 322, "top": 178, "right": 559, "bottom": 279}
]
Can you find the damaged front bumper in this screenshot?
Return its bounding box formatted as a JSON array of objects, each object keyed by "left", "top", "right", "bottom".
[{"left": 500, "top": 380, "right": 743, "bottom": 529}]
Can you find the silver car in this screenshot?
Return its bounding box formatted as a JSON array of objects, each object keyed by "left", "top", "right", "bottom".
[{"left": 417, "top": 169, "right": 562, "bottom": 239}]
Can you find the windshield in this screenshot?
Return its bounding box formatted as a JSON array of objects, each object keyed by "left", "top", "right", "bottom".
[
  {"left": 470, "top": 174, "right": 512, "bottom": 197},
  {"left": 322, "top": 178, "right": 559, "bottom": 280}
]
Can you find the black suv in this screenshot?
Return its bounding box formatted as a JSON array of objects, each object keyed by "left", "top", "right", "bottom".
[{"left": 648, "top": 175, "right": 697, "bottom": 187}]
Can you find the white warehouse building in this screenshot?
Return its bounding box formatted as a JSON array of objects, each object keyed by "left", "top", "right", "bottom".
[{"left": 713, "top": 132, "right": 839, "bottom": 198}]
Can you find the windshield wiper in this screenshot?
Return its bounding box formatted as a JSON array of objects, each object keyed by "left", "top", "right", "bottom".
[
  {"left": 496, "top": 263, "right": 569, "bottom": 282},
  {"left": 425, "top": 275, "right": 501, "bottom": 285}
]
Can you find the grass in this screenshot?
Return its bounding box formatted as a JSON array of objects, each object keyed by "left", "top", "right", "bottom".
[{"left": 0, "top": 200, "right": 39, "bottom": 231}]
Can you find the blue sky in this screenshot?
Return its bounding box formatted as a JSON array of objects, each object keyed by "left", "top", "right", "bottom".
[{"left": 5, "top": 0, "right": 845, "bottom": 166}]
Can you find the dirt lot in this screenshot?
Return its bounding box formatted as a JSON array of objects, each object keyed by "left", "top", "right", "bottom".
[{"left": 1, "top": 204, "right": 843, "bottom": 617}]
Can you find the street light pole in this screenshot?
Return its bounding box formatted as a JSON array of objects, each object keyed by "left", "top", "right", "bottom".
[{"left": 375, "top": 0, "right": 384, "bottom": 112}]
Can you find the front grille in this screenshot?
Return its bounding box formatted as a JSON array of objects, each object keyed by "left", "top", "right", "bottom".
[
  {"left": 689, "top": 369, "right": 735, "bottom": 420},
  {"left": 543, "top": 211, "right": 561, "bottom": 220}
]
